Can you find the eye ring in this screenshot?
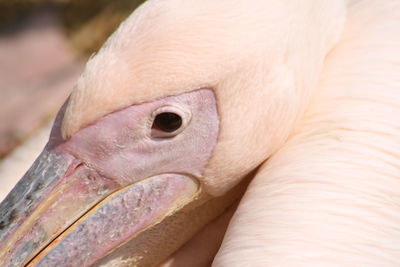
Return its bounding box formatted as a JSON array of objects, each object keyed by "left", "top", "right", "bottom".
[{"left": 150, "top": 106, "right": 191, "bottom": 139}]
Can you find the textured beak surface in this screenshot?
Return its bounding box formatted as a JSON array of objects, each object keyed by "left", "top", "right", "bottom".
[
  {"left": 29, "top": 174, "right": 197, "bottom": 266},
  {"left": 0, "top": 148, "right": 197, "bottom": 266},
  {"left": 0, "top": 89, "right": 218, "bottom": 266},
  {"left": 0, "top": 149, "right": 117, "bottom": 266}
]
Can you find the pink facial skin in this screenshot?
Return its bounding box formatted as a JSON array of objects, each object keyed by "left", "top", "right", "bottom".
[
  {"left": 57, "top": 89, "right": 219, "bottom": 184},
  {"left": 0, "top": 89, "right": 219, "bottom": 266}
]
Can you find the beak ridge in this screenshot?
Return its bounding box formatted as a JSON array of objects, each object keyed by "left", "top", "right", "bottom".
[{"left": 0, "top": 149, "right": 75, "bottom": 266}]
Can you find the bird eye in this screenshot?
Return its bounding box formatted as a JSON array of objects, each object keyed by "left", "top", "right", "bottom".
[
  {"left": 152, "top": 112, "right": 182, "bottom": 133},
  {"left": 150, "top": 106, "right": 191, "bottom": 139}
]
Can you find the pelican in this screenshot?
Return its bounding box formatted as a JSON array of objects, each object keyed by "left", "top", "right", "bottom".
[{"left": 1, "top": 0, "right": 400, "bottom": 266}]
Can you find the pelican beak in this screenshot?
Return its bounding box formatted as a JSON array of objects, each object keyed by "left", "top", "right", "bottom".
[
  {"left": 0, "top": 147, "right": 197, "bottom": 266},
  {"left": 0, "top": 86, "right": 218, "bottom": 266}
]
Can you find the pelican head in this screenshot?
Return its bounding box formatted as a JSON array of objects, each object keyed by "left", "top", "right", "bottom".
[{"left": 0, "top": 0, "right": 345, "bottom": 266}]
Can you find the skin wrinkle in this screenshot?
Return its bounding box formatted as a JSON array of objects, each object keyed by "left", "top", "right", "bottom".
[
  {"left": 0, "top": 89, "right": 220, "bottom": 266},
  {"left": 6, "top": 0, "right": 400, "bottom": 265},
  {"left": 61, "top": 0, "right": 346, "bottom": 196}
]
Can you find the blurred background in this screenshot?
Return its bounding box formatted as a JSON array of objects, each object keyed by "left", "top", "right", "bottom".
[
  {"left": 0, "top": 0, "right": 146, "bottom": 158},
  {"left": 0, "top": 0, "right": 145, "bottom": 198}
]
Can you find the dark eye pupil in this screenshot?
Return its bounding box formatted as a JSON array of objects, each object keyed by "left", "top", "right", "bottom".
[{"left": 154, "top": 112, "right": 182, "bottom": 132}]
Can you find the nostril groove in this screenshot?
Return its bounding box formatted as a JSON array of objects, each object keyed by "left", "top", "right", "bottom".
[
  {"left": 0, "top": 210, "right": 19, "bottom": 231},
  {"left": 0, "top": 220, "right": 6, "bottom": 230},
  {"left": 9, "top": 210, "right": 19, "bottom": 222}
]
